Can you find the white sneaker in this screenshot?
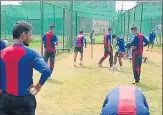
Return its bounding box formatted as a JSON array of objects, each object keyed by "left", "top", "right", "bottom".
[{"left": 118, "top": 67, "right": 124, "bottom": 72}]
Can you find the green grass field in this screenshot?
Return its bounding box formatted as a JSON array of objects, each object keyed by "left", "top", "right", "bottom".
[{"left": 29, "top": 40, "right": 162, "bottom": 115}]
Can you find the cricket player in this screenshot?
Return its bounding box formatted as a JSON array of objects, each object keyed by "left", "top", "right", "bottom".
[
  {"left": 112, "top": 34, "right": 125, "bottom": 71},
  {"left": 42, "top": 24, "right": 58, "bottom": 79},
  {"left": 98, "top": 28, "right": 113, "bottom": 69},
  {"left": 74, "top": 31, "right": 86, "bottom": 67},
  {"left": 0, "top": 21, "right": 51, "bottom": 115},
  {"left": 0, "top": 40, "right": 6, "bottom": 51},
  {"left": 147, "top": 29, "right": 156, "bottom": 52},
  {"left": 126, "top": 26, "right": 149, "bottom": 84},
  {"left": 90, "top": 30, "right": 95, "bottom": 44},
  {"left": 100, "top": 86, "right": 149, "bottom": 115}
]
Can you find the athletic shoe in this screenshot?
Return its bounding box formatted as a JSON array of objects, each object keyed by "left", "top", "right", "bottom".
[
  {"left": 118, "top": 67, "right": 124, "bottom": 72},
  {"left": 132, "top": 81, "right": 140, "bottom": 85},
  {"left": 48, "top": 76, "right": 52, "bottom": 80},
  {"left": 109, "top": 66, "right": 114, "bottom": 71},
  {"left": 98, "top": 62, "right": 102, "bottom": 67}
]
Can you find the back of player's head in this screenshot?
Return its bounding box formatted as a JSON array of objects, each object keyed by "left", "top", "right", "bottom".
[
  {"left": 112, "top": 34, "right": 117, "bottom": 38},
  {"left": 12, "top": 21, "right": 32, "bottom": 39},
  {"left": 131, "top": 26, "right": 137, "bottom": 31},
  {"left": 108, "top": 27, "right": 112, "bottom": 32},
  {"left": 79, "top": 30, "right": 83, "bottom": 34},
  {"left": 49, "top": 24, "right": 55, "bottom": 29}
]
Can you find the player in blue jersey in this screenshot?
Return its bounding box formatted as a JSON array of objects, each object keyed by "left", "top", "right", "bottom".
[
  {"left": 100, "top": 86, "right": 149, "bottom": 115},
  {"left": 74, "top": 31, "right": 86, "bottom": 67},
  {"left": 126, "top": 26, "right": 149, "bottom": 84},
  {"left": 0, "top": 21, "right": 51, "bottom": 115},
  {"left": 112, "top": 34, "right": 125, "bottom": 71},
  {"left": 147, "top": 29, "right": 156, "bottom": 52}
]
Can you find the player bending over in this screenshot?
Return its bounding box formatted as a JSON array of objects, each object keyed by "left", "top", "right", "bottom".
[
  {"left": 112, "top": 34, "right": 125, "bottom": 71},
  {"left": 98, "top": 28, "right": 113, "bottom": 69},
  {"left": 126, "top": 26, "right": 149, "bottom": 84},
  {"left": 100, "top": 86, "right": 150, "bottom": 115},
  {"left": 42, "top": 24, "right": 58, "bottom": 79},
  {"left": 74, "top": 31, "right": 86, "bottom": 67}
]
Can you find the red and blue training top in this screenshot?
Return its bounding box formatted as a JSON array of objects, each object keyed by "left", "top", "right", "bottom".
[
  {"left": 104, "top": 33, "right": 112, "bottom": 47},
  {"left": 129, "top": 33, "right": 149, "bottom": 55},
  {"left": 101, "top": 86, "right": 149, "bottom": 115},
  {"left": 42, "top": 32, "right": 58, "bottom": 51},
  {"left": 74, "top": 35, "right": 86, "bottom": 47},
  {"left": 0, "top": 44, "right": 51, "bottom": 96}
]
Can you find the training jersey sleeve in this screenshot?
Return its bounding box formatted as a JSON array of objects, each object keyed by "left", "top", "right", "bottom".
[
  {"left": 143, "top": 36, "right": 149, "bottom": 47},
  {"left": 33, "top": 51, "right": 51, "bottom": 85},
  {"left": 0, "top": 41, "right": 6, "bottom": 51},
  {"left": 74, "top": 37, "right": 77, "bottom": 46},
  {"left": 42, "top": 35, "right": 46, "bottom": 45},
  {"left": 52, "top": 35, "right": 58, "bottom": 45}
]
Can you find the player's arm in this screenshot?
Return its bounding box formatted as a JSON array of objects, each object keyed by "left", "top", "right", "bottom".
[
  {"left": 143, "top": 36, "right": 150, "bottom": 47},
  {"left": 74, "top": 37, "right": 77, "bottom": 46},
  {"left": 108, "top": 34, "right": 112, "bottom": 50},
  {"left": 42, "top": 35, "right": 46, "bottom": 44},
  {"left": 52, "top": 35, "right": 58, "bottom": 46},
  {"left": 84, "top": 36, "right": 87, "bottom": 48},
  {"left": 33, "top": 52, "right": 51, "bottom": 91}
]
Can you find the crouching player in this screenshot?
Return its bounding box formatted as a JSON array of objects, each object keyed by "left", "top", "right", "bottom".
[
  {"left": 112, "top": 34, "right": 125, "bottom": 71},
  {"left": 100, "top": 86, "right": 150, "bottom": 115},
  {"left": 74, "top": 31, "right": 86, "bottom": 67}
]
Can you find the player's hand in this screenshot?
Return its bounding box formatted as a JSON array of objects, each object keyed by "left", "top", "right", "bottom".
[{"left": 28, "top": 84, "right": 41, "bottom": 95}]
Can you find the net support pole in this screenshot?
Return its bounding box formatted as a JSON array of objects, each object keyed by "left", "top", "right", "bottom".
[
  {"left": 127, "top": 10, "right": 130, "bottom": 41},
  {"left": 70, "top": 1, "right": 74, "bottom": 48},
  {"left": 140, "top": 2, "right": 144, "bottom": 33},
  {"left": 2, "top": 11, "right": 7, "bottom": 40},
  {"left": 53, "top": 5, "right": 55, "bottom": 25},
  {"left": 63, "top": 8, "right": 65, "bottom": 50},
  {"left": 162, "top": 0, "right": 163, "bottom": 44},
  {"left": 133, "top": 8, "right": 136, "bottom": 26},
  {"left": 124, "top": 13, "right": 126, "bottom": 38},
  {"left": 150, "top": 17, "right": 152, "bottom": 30},
  {"left": 75, "top": 11, "right": 78, "bottom": 36},
  {"left": 40, "top": 1, "right": 44, "bottom": 56}
]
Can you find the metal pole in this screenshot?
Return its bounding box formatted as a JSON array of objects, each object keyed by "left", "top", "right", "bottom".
[
  {"left": 134, "top": 8, "right": 136, "bottom": 25},
  {"left": 75, "top": 11, "right": 78, "bottom": 36},
  {"left": 140, "top": 2, "right": 144, "bottom": 33},
  {"left": 53, "top": 5, "right": 55, "bottom": 25},
  {"left": 70, "top": 1, "right": 73, "bottom": 47},
  {"left": 150, "top": 17, "right": 152, "bottom": 31},
  {"left": 127, "top": 10, "right": 130, "bottom": 41},
  {"left": 63, "top": 8, "right": 65, "bottom": 50},
  {"left": 3, "top": 11, "right": 7, "bottom": 40},
  {"left": 162, "top": 0, "right": 163, "bottom": 44},
  {"left": 40, "top": 1, "right": 44, "bottom": 56},
  {"left": 124, "top": 13, "right": 126, "bottom": 38}
]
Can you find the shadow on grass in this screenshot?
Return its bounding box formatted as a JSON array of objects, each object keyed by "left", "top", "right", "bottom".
[
  {"left": 136, "top": 83, "right": 160, "bottom": 91},
  {"left": 47, "top": 79, "right": 63, "bottom": 85}
]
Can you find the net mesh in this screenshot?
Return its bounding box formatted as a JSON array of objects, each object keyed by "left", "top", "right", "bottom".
[{"left": 1, "top": 1, "right": 162, "bottom": 48}]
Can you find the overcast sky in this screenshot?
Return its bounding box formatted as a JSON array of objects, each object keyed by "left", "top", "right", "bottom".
[{"left": 1, "top": 1, "right": 136, "bottom": 11}]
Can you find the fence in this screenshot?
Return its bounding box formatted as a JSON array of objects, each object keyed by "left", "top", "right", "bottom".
[{"left": 110, "top": 1, "right": 162, "bottom": 45}]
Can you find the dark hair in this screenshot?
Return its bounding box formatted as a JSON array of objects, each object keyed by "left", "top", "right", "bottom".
[
  {"left": 79, "top": 31, "right": 83, "bottom": 34},
  {"left": 12, "top": 21, "right": 32, "bottom": 39},
  {"left": 131, "top": 26, "right": 137, "bottom": 31},
  {"left": 108, "top": 27, "right": 112, "bottom": 31},
  {"left": 49, "top": 24, "right": 55, "bottom": 29},
  {"left": 112, "top": 34, "right": 117, "bottom": 38}
]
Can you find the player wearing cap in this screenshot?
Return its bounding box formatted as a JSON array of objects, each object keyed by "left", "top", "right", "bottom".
[
  {"left": 100, "top": 86, "right": 150, "bottom": 115},
  {"left": 147, "top": 29, "right": 156, "bottom": 52},
  {"left": 98, "top": 28, "right": 113, "bottom": 69},
  {"left": 74, "top": 31, "right": 86, "bottom": 67},
  {"left": 126, "top": 26, "right": 149, "bottom": 84},
  {"left": 42, "top": 24, "right": 58, "bottom": 79},
  {"left": 112, "top": 34, "right": 125, "bottom": 71}
]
